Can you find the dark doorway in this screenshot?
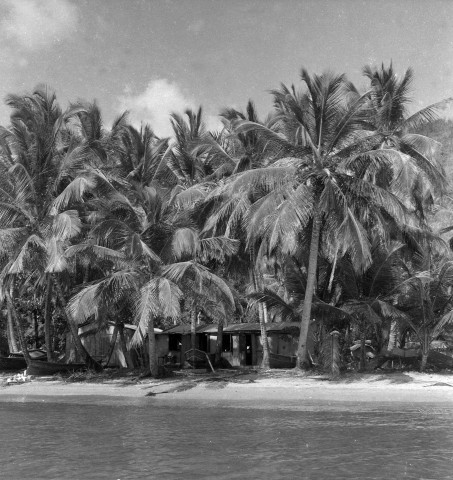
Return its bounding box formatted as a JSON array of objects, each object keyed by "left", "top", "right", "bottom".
[
  {"left": 198, "top": 334, "right": 208, "bottom": 352},
  {"left": 245, "top": 334, "right": 253, "bottom": 365},
  {"left": 168, "top": 334, "right": 181, "bottom": 351}
]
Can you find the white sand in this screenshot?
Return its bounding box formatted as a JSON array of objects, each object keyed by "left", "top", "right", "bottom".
[{"left": 1, "top": 371, "right": 453, "bottom": 404}]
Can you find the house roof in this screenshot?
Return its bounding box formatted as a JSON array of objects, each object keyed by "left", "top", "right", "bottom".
[
  {"left": 78, "top": 323, "right": 162, "bottom": 335},
  {"left": 159, "top": 321, "right": 300, "bottom": 335},
  {"left": 160, "top": 325, "right": 196, "bottom": 335}
]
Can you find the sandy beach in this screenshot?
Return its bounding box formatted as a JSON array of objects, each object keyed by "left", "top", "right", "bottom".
[{"left": 1, "top": 370, "right": 453, "bottom": 404}]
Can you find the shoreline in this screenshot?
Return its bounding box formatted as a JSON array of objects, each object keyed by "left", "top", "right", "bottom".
[{"left": 1, "top": 370, "right": 453, "bottom": 404}]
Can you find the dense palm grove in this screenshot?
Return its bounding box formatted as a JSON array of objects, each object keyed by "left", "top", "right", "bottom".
[{"left": 1, "top": 63, "right": 453, "bottom": 376}]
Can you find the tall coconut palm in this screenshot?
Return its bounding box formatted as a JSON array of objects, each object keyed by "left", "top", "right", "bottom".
[
  {"left": 198, "top": 101, "right": 278, "bottom": 368},
  {"left": 207, "top": 69, "right": 413, "bottom": 369},
  {"left": 0, "top": 87, "right": 102, "bottom": 367},
  {"left": 362, "top": 64, "right": 449, "bottom": 214}
]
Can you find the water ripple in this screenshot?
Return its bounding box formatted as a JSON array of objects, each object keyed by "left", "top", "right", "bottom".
[{"left": 0, "top": 399, "right": 452, "bottom": 479}]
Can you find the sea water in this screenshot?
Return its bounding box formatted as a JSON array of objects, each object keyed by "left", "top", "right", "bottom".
[{"left": 0, "top": 395, "right": 452, "bottom": 479}]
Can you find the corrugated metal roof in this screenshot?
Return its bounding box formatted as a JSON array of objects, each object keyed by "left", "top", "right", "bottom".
[
  {"left": 160, "top": 325, "right": 192, "bottom": 335},
  {"left": 197, "top": 325, "right": 219, "bottom": 334},
  {"left": 225, "top": 323, "right": 261, "bottom": 332},
  {"left": 267, "top": 322, "right": 300, "bottom": 332},
  {"left": 159, "top": 322, "right": 300, "bottom": 335}
]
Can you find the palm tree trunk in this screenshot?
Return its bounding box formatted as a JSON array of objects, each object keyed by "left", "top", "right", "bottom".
[
  {"left": 296, "top": 210, "right": 322, "bottom": 369},
  {"left": 5, "top": 291, "right": 31, "bottom": 364},
  {"left": 420, "top": 351, "right": 428, "bottom": 372},
  {"left": 118, "top": 323, "right": 134, "bottom": 369},
  {"left": 44, "top": 275, "right": 54, "bottom": 361},
  {"left": 29, "top": 311, "right": 37, "bottom": 348},
  {"left": 420, "top": 331, "right": 430, "bottom": 373},
  {"left": 83, "top": 265, "right": 89, "bottom": 283},
  {"left": 53, "top": 276, "right": 102, "bottom": 371},
  {"left": 250, "top": 259, "right": 270, "bottom": 369},
  {"left": 419, "top": 284, "right": 429, "bottom": 373},
  {"left": 215, "top": 322, "right": 223, "bottom": 365},
  {"left": 360, "top": 330, "right": 366, "bottom": 371},
  {"left": 6, "top": 300, "right": 18, "bottom": 353},
  {"left": 148, "top": 316, "right": 158, "bottom": 377},
  {"left": 259, "top": 302, "right": 270, "bottom": 369}
]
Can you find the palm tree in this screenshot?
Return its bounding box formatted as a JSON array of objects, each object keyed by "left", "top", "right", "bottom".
[
  {"left": 0, "top": 87, "right": 102, "bottom": 367},
  {"left": 65, "top": 156, "right": 237, "bottom": 376},
  {"left": 208, "top": 69, "right": 409, "bottom": 369},
  {"left": 395, "top": 253, "right": 453, "bottom": 371},
  {"left": 362, "top": 63, "right": 449, "bottom": 215},
  {"left": 199, "top": 101, "right": 277, "bottom": 368}
]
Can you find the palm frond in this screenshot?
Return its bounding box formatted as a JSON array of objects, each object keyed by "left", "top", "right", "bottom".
[
  {"left": 338, "top": 208, "right": 372, "bottom": 272},
  {"left": 51, "top": 176, "right": 96, "bottom": 213},
  {"left": 51, "top": 210, "right": 82, "bottom": 241},
  {"left": 402, "top": 98, "right": 453, "bottom": 131},
  {"left": 130, "top": 277, "right": 182, "bottom": 347},
  {"left": 197, "top": 236, "right": 240, "bottom": 263}
]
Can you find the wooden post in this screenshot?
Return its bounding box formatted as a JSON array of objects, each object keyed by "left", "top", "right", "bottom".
[{"left": 330, "top": 330, "right": 340, "bottom": 378}]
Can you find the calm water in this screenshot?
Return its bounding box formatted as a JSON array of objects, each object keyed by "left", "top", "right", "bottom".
[{"left": 0, "top": 395, "right": 452, "bottom": 479}]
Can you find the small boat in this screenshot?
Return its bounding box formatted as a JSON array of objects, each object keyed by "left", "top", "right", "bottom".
[
  {"left": 269, "top": 353, "right": 297, "bottom": 369},
  {"left": 8, "top": 349, "right": 48, "bottom": 360},
  {"left": 0, "top": 349, "right": 48, "bottom": 371},
  {"left": 26, "top": 360, "right": 87, "bottom": 376},
  {"left": 0, "top": 356, "right": 27, "bottom": 371}
]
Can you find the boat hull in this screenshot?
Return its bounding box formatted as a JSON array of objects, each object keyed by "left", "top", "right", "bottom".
[
  {"left": 269, "top": 353, "right": 297, "bottom": 369},
  {"left": 0, "top": 356, "right": 27, "bottom": 371},
  {"left": 26, "top": 360, "right": 86, "bottom": 376}
]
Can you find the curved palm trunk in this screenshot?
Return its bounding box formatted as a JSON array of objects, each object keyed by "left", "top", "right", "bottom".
[
  {"left": 44, "top": 275, "right": 54, "bottom": 361},
  {"left": 53, "top": 277, "right": 102, "bottom": 371},
  {"left": 6, "top": 291, "right": 31, "bottom": 364},
  {"left": 148, "top": 316, "right": 158, "bottom": 377},
  {"left": 296, "top": 210, "right": 322, "bottom": 369},
  {"left": 118, "top": 323, "right": 134, "bottom": 369},
  {"left": 6, "top": 300, "right": 18, "bottom": 353}
]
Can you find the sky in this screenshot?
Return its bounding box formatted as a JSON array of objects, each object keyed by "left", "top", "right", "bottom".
[{"left": 0, "top": 0, "right": 452, "bottom": 136}]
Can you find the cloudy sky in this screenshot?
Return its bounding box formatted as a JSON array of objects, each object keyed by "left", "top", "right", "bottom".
[{"left": 0, "top": 0, "right": 452, "bottom": 136}]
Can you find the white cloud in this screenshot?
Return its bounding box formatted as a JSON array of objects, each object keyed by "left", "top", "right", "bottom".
[
  {"left": 118, "top": 78, "right": 224, "bottom": 137},
  {"left": 1, "top": 0, "right": 78, "bottom": 50},
  {"left": 205, "top": 114, "right": 223, "bottom": 132},
  {"left": 118, "top": 79, "right": 196, "bottom": 137}
]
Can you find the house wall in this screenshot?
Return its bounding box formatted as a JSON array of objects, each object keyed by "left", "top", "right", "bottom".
[
  {"left": 221, "top": 333, "right": 262, "bottom": 367},
  {"left": 163, "top": 333, "right": 199, "bottom": 365},
  {"left": 156, "top": 334, "right": 169, "bottom": 362},
  {"left": 269, "top": 333, "right": 298, "bottom": 356},
  {"left": 160, "top": 327, "right": 303, "bottom": 368}
]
